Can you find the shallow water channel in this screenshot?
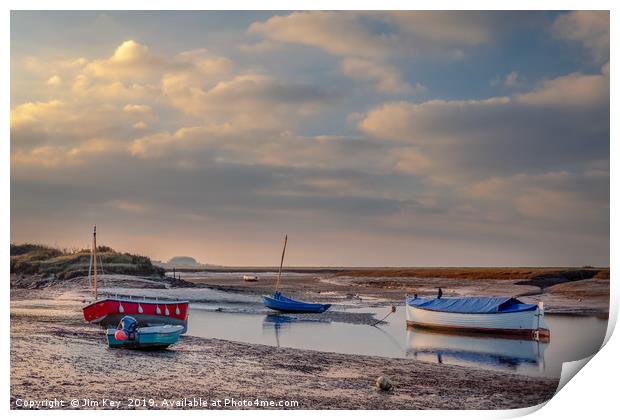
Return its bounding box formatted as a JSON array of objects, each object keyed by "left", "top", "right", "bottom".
[
  {"left": 188, "top": 305, "right": 606, "bottom": 378},
  {"left": 101, "top": 287, "right": 607, "bottom": 378}
]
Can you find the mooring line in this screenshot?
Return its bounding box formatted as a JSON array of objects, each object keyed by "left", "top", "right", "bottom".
[{"left": 371, "top": 305, "right": 397, "bottom": 327}]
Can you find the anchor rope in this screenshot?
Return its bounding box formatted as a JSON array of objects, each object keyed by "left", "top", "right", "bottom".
[{"left": 371, "top": 306, "right": 397, "bottom": 327}]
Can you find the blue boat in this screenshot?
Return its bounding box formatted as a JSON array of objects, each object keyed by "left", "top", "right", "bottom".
[
  {"left": 263, "top": 235, "right": 331, "bottom": 314},
  {"left": 106, "top": 316, "right": 183, "bottom": 349},
  {"left": 263, "top": 291, "right": 331, "bottom": 313}
]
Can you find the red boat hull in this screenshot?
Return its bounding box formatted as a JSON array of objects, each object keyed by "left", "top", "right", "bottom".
[{"left": 82, "top": 297, "right": 189, "bottom": 333}]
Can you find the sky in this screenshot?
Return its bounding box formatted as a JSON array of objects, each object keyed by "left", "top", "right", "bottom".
[{"left": 10, "top": 11, "right": 609, "bottom": 266}]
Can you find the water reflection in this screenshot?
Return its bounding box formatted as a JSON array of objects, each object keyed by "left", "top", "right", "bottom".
[
  {"left": 188, "top": 306, "right": 606, "bottom": 378},
  {"left": 407, "top": 329, "right": 547, "bottom": 374},
  {"left": 262, "top": 314, "right": 329, "bottom": 347}
]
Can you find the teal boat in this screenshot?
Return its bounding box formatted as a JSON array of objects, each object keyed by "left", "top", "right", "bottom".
[{"left": 107, "top": 316, "right": 183, "bottom": 349}]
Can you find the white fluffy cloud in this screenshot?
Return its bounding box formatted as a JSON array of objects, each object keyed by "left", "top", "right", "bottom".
[
  {"left": 554, "top": 11, "right": 609, "bottom": 63},
  {"left": 84, "top": 40, "right": 165, "bottom": 80},
  {"left": 341, "top": 58, "right": 426, "bottom": 95}
]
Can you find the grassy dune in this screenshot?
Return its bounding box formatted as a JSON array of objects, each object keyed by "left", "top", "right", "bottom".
[{"left": 10, "top": 243, "right": 165, "bottom": 280}]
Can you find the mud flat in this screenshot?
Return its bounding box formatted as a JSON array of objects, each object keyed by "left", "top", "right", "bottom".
[
  {"left": 174, "top": 268, "right": 610, "bottom": 316},
  {"left": 11, "top": 288, "right": 558, "bottom": 410}
]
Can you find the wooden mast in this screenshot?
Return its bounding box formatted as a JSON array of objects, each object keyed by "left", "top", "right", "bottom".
[
  {"left": 93, "top": 225, "right": 98, "bottom": 300},
  {"left": 274, "top": 234, "right": 288, "bottom": 292}
]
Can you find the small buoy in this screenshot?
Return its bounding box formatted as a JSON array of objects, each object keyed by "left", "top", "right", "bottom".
[
  {"left": 175, "top": 305, "right": 180, "bottom": 315},
  {"left": 114, "top": 330, "right": 127, "bottom": 341},
  {"left": 375, "top": 375, "right": 393, "bottom": 391},
  {"left": 165, "top": 307, "right": 170, "bottom": 316},
  {"left": 118, "top": 304, "right": 124, "bottom": 313},
  {"left": 156, "top": 306, "right": 161, "bottom": 315},
  {"left": 138, "top": 304, "right": 143, "bottom": 314}
]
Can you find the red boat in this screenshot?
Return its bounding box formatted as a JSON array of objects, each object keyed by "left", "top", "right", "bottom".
[
  {"left": 83, "top": 296, "right": 189, "bottom": 332},
  {"left": 81, "top": 226, "right": 189, "bottom": 333}
]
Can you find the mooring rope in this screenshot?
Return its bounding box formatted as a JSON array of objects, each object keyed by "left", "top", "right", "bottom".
[{"left": 371, "top": 305, "right": 397, "bottom": 327}]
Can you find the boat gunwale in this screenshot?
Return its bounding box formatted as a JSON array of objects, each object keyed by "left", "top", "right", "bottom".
[{"left": 82, "top": 296, "right": 190, "bottom": 310}]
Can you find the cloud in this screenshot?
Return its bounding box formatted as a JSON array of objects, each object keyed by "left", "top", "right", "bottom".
[
  {"left": 123, "top": 104, "right": 156, "bottom": 122},
  {"left": 490, "top": 71, "right": 522, "bottom": 88},
  {"left": 504, "top": 71, "right": 520, "bottom": 87},
  {"left": 554, "top": 11, "right": 609, "bottom": 63},
  {"left": 163, "top": 72, "right": 338, "bottom": 130},
  {"left": 466, "top": 170, "right": 607, "bottom": 227},
  {"left": 341, "top": 58, "right": 426, "bottom": 95},
  {"left": 129, "top": 124, "right": 240, "bottom": 159},
  {"left": 129, "top": 124, "right": 385, "bottom": 175},
  {"left": 249, "top": 11, "right": 502, "bottom": 95},
  {"left": 250, "top": 11, "right": 500, "bottom": 59},
  {"left": 10, "top": 95, "right": 149, "bottom": 148},
  {"left": 516, "top": 65, "right": 609, "bottom": 107},
  {"left": 72, "top": 75, "right": 159, "bottom": 102},
  {"left": 249, "top": 12, "right": 391, "bottom": 59},
  {"left": 47, "top": 75, "right": 62, "bottom": 86},
  {"left": 10, "top": 18, "right": 609, "bottom": 265},
  {"left": 123, "top": 104, "right": 153, "bottom": 115},
  {"left": 385, "top": 11, "right": 496, "bottom": 46},
  {"left": 11, "top": 146, "right": 69, "bottom": 168},
  {"left": 133, "top": 121, "right": 148, "bottom": 130},
  {"left": 161, "top": 49, "right": 232, "bottom": 94},
  {"left": 359, "top": 68, "right": 608, "bottom": 183},
  {"left": 10, "top": 100, "right": 65, "bottom": 129},
  {"left": 85, "top": 40, "right": 165, "bottom": 80},
  {"left": 11, "top": 138, "right": 124, "bottom": 168},
  {"left": 359, "top": 97, "right": 511, "bottom": 144},
  {"left": 12, "top": 39, "right": 339, "bottom": 153}
]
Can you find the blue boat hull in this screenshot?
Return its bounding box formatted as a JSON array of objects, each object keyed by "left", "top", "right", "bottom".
[{"left": 263, "top": 293, "right": 331, "bottom": 313}]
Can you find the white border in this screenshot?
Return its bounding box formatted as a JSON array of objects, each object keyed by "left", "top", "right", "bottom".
[{"left": 3, "top": 2, "right": 616, "bottom": 419}]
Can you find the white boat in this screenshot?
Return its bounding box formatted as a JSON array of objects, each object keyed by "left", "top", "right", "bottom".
[
  {"left": 243, "top": 275, "right": 259, "bottom": 281},
  {"left": 405, "top": 296, "right": 550, "bottom": 341}
]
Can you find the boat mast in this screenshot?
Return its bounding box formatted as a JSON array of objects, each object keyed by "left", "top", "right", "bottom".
[
  {"left": 275, "top": 234, "right": 288, "bottom": 292},
  {"left": 92, "top": 225, "right": 98, "bottom": 300}
]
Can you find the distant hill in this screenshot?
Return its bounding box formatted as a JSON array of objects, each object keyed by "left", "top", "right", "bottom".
[
  {"left": 10, "top": 243, "right": 165, "bottom": 280},
  {"left": 153, "top": 255, "right": 219, "bottom": 269},
  {"left": 168, "top": 256, "right": 200, "bottom": 267}
]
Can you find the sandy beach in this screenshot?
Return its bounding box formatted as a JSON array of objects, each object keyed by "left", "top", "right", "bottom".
[
  {"left": 11, "top": 268, "right": 609, "bottom": 410},
  {"left": 11, "top": 287, "right": 561, "bottom": 410}
]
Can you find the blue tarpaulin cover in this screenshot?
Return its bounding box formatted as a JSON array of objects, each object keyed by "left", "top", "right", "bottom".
[{"left": 406, "top": 296, "right": 537, "bottom": 314}]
